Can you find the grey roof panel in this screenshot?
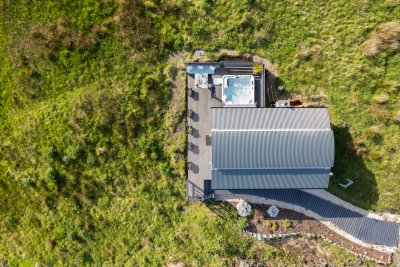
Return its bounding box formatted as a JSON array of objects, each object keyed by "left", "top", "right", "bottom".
[
  {"left": 212, "top": 169, "right": 330, "bottom": 189},
  {"left": 212, "top": 108, "right": 331, "bottom": 130},
  {"left": 212, "top": 131, "right": 334, "bottom": 169}
]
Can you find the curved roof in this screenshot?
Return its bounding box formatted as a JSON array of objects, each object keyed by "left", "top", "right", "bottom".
[
  {"left": 212, "top": 130, "right": 334, "bottom": 169},
  {"left": 211, "top": 108, "right": 334, "bottom": 189},
  {"left": 212, "top": 107, "right": 331, "bottom": 130}
]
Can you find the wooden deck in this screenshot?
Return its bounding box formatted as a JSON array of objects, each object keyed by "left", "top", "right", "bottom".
[{"left": 186, "top": 61, "right": 265, "bottom": 200}]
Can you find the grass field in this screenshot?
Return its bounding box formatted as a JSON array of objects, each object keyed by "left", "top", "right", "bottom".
[{"left": 0, "top": 0, "right": 399, "bottom": 265}]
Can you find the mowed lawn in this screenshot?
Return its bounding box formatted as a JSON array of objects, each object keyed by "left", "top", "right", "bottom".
[{"left": 0, "top": 0, "right": 399, "bottom": 265}]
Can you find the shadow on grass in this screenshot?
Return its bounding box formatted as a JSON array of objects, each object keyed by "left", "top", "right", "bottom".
[
  {"left": 328, "top": 125, "right": 378, "bottom": 210},
  {"left": 205, "top": 200, "right": 234, "bottom": 219}
]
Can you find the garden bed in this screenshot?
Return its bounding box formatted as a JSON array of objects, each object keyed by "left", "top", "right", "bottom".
[{"left": 235, "top": 203, "right": 393, "bottom": 265}]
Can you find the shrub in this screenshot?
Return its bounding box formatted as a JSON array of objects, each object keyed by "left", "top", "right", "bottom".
[
  {"left": 283, "top": 219, "right": 292, "bottom": 230},
  {"left": 237, "top": 217, "right": 248, "bottom": 229},
  {"left": 264, "top": 220, "right": 273, "bottom": 228},
  {"left": 151, "top": 151, "right": 159, "bottom": 160},
  {"left": 265, "top": 220, "right": 278, "bottom": 231},
  {"left": 67, "top": 231, "right": 79, "bottom": 241},
  {"left": 86, "top": 153, "right": 97, "bottom": 165},
  {"left": 45, "top": 167, "right": 57, "bottom": 182},
  {"left": 363, "top": 21, "right": 400, "bottom": 57},
  {"left": 393, "top": 110, "right": 400, "bottom": 123},
  {"left": 20, "top": 177, "right": 34, "bottom": 187},
  {"left": 364, "top": 126, "right": 380, "bottom": 140},
  {"left": 367, "top": 104, "right": 390, "bottom": 122},
  {"left": 271, "top": 221, "right": 278, "bottom": 231},
  {"left": 297, "top": 45, "right": 322, "bottom": 61},
  {"left": 100, "top": 174, "right": 110, "bottom": 184},
  {"left": 252, "top": 63, "right": 263, "bottom": 74},
  {"left": 373, "top": 94, "right": 389, "bottom": 104},
  {"left": 62, "top": 145, "right": 80, "bottom": 164},
  {"left": 159, "top": 162, "right": 172, "bottom": 177},
  {"left": 46, "top": 145, "right": 58, "bottom": 159}
]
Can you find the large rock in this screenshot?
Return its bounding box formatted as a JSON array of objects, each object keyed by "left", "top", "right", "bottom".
[
  {"left": 267, "top": 205, "right": 280, "bottom": 218},
  {"left": 236, "top": 199, "right": 252, "bottom": 217}
]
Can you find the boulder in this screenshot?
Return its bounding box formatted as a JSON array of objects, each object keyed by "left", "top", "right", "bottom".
[
  {"left": 267, "top": 205, "right": 280, "bottom": 218},
  {"left": 236, "top": 199, "right": 252, "bottom": 217}
]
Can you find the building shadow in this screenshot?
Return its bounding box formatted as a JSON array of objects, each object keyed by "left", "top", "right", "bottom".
[
  {"left": 205, "top": 200, "right": 234, "bottom": 219},
  {"left": 264, "top": 70, "right": 280, "bottom": 106},
  {"left": 328, "top": 125, "right": 378, "bottom": 210},
  {"left": 186, "top": 180, "right": 205, "bottom": 200}
]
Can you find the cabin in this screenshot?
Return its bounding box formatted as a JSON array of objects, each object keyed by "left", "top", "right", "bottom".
[{"left": 186, "top": 62, "right": 334, "bottom": 200}]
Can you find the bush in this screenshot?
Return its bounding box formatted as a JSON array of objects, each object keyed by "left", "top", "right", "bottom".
[
  {"left": 264, "top": 220, "right": 273, "bottom": 228},
  {"left": 62, "top": 145, "right": 81, "bottom": 164},
  {"left": 67, "top": 231, "right": 79, "bottom": 241},
  {"left": 237, "top": 217, "right": 248, "bottom": 229},
  {"left": 283, "top": 219, "right": 292, "bottom": 230},
  {"left": 373, "top": 94, "right": 389, "bottom": 104},
  {"left": 20, "top": 177, "right": 34, "bottom": 187},
  {"left": 86, "top": 153, "right": 97, "bottom": 165},
  {"left": 271, "top": 222, "right": 278, "bottom": 231},
  {"left": 46, "top": 145, "right": 58, "bottom": 159},
  {"left": 363, "top": 21, "right": 400, "bottom": 57},
  {"left": 252, "top": 63, "right": 263, "bottom": 74},
  {"left": 393, "top": 110, "right": 400, "bottom": 123},
  {"left": 45, "top": 167, "right": 57, "bottom": 182},
  {"left": 159, "top": 162, "right": 172, "bottom": 177},
  {"left": 100, "top": 174, "right": 110, "bottom": 184},
  {"left": 364, "top": 126, "right": 380, "bottom": 140}
]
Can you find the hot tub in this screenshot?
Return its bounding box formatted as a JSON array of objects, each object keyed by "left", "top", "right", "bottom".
[{"left": 222, "top": 75, "right": 255, "bottom": 106}]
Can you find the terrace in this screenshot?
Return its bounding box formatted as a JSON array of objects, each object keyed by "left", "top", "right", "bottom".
[{"left": 186, "top": 61, "right": 266, "bottom": 200}]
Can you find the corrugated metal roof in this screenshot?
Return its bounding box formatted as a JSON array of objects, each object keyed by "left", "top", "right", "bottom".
[
  {"left": 215, "top": 189, "right": 400, "bottom": 247},
  {"left": 212, "top": 108, "right": 331, "bottom": 130},
  {"left": 212, "top": 131, "right": 334, "bottom": 169},
  {"left": 212, "top": 169, "right": 330, "bottom": 189}
]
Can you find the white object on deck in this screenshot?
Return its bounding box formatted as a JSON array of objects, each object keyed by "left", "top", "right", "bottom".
[
  {"left": 339, "top": 179, "right": 354, "bottom": 189},
  {"left": 195, "top": 73, "right": 208, "bottom": 89},
  {"left": 213, "top": 77, "right": 223, "bottom": 86}
]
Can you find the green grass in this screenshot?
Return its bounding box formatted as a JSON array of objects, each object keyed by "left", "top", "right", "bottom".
[{"left": 0, "top": 0, "right": 399, "bottom": 265}]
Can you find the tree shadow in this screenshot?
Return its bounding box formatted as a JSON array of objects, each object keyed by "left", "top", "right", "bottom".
[{"left": 328, "top": 125, "right": 379, "bottom": 210}]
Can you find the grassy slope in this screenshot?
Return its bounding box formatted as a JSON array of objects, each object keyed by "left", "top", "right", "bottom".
[{"left": 0, "top": 0, "right": 398, "bottom": 265}]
